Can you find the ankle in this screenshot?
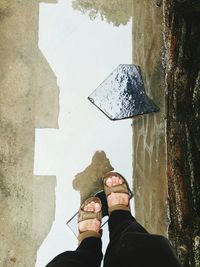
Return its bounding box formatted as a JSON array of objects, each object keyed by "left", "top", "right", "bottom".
[
  {"left": 78, "top": 230, "right": 102, "bottom": 244},
  {"left": 109, "top": 204, "right": 130, "bottom": 215}
]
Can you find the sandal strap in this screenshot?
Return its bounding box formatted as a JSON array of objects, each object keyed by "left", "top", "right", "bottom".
[
  {"left": 104, "top": 183, "right": 129, "bottom": 197},
  {"left": 78, "top": 209, "right": 102, "bottom": 222},
  {"left": 78, "top": 197, "right": 102, "bottom": 223},
  {"left": 108, "top": 204, "right": 130, "bottom": 215},
  {"left": 78, "top": 230, "right": 102, "bottom": 244}
]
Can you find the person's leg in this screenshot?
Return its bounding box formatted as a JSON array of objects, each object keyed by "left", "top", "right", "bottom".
[
  {"left": 46, "top": 197, "right": 103, "bottom": 267},
  {"left": 108, "top": 209, "right": 148, "bottom": 241},
  {"left": 103, "top": 172, "right": 182, "bottom": 267},
  {"left": 46, "top": 237, "right": 103, "bottom": 267},
  {"left": 104, "top": 172, "right": 148, "bottom": 241},
  {"left": 103, "top": 172, "right": 149, "bottom": 266}
]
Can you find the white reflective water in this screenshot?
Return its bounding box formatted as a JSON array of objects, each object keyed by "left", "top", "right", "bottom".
[{"left": 35, "top": 1, "right": 132, "bottom": 266}]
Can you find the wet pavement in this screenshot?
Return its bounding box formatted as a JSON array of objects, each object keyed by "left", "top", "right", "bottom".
[
  {"left": 1, "top": 1, "right": 199, "bottom": 266},
  {"left": 35, "top": 1, "right": 132, "bottom": 266},
  {"left": 131, "top": 0, "right": 168, "bottom": 237}
]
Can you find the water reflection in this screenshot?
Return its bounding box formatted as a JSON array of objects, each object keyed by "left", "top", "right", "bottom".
[
  {"left": 72, "top": 0, "right": 132, "bottom": 26},
  {"left": 73, "top": 150, "right": 113, "bottom": 202},
  {"left": 35, "top": 0, "right": 132, "bottom": 266},
  {"left": 0, "top": 1, "right": 59, "bottom": 266}
]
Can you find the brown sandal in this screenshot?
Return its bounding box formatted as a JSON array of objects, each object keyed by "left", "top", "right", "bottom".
[
  {"left": 78, "top": 197, "right": 102, "bottom": 243},
  {"left": 103, "top": 171, "right": 131, "bottom": 214}
]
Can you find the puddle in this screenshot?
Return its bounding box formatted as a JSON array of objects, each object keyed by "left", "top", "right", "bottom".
[{"left": 34, "top": 0, "right": 132, "bottom": 266}]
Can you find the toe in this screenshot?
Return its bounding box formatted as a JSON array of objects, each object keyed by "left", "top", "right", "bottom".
[
  {"left": 106, "top": 177, "right": 112, "bottom": 187},
  {"left": 94, "top": 202, "right": 101, "bottom": 213},
  {"left": 116, "top": 176, "right": 120, "bottom": 185},
  {"left": 83, "top": 200, "right": 101, "bottom": 213},
  {"left": 113, "top": 176, "right": 117, "bottom": 186},
  {"left": 89, "top": 205, "right": 94, "bottom": 212},
  {"left": 90, "top": 202, "right": 95, "bottom": 209},
  {"left": 84, "top": 204, "right": 90, "bottom": 212}
]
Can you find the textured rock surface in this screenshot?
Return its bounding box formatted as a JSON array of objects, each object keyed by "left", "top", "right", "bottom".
[
  {"left": 163, "top": 0, "right": 200, "bottom": 266},
  {"left": 0, "top": 1, "right": 59, "bottom": 266}
]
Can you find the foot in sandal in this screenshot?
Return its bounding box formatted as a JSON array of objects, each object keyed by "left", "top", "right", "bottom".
[
  {"left": 103, "top": 172, "right": 130, "bottom": 214},
  {"left": 78, "top": 197, "right": 102, "bottom": 243}
]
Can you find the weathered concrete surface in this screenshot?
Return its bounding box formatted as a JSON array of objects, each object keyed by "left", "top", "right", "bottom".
[
  {"left": 132, "top": 0, "right": 168, "bottom": 236},
  {"left": 163, "top": 1, "right": 200, "bottom": 266},
  {"left": 73, "top": 151, "right": 113, "bottom": 203},
  {"left": 32, "top": 176, "right": 57, "bottom": 250},
  {"left": 132, "top": 0, "right": 200, "bottom": 266},
  {"left": 0, "top": 1, "right": 59, "bottom": 266}
]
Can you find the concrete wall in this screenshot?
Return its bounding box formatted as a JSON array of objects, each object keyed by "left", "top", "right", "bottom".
[
  {"left": 132, "top": 0, "right": 168, "bottom": 236},
  {"left": 0, "top": 1, "right": 59, "bottom": 266},
  {"left": 132, "top": 1, "right": 200, "bottom": 266}
]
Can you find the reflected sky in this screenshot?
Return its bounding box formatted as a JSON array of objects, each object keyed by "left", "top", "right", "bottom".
[{"left": 34, "top": 0, "right": 132, "bottom": 266}]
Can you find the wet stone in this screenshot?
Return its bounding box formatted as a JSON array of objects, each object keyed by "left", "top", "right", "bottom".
[{"left": 88, "top": 64, "right": 159, "bottom": 120}]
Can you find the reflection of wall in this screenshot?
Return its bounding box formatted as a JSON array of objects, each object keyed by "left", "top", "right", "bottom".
[
  {"left": 0, "top": 1, "right": 58, "bottom": 266},
  {"left": 73, "top": 151, "right": 113, "bottom": 203},
  {"left": 132, "top": 1, "right": 168, "bottom": 236},
  {"left": 72, "top": 0, "right": 132, "bottom": 26}
]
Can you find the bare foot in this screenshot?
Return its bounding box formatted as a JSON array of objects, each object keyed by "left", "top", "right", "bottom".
[
  {"left": 78, "top": 201, "right": 101, "bottom": 233},
  {"left": 106, "top": 175, "right": 129, "bottom": 208}
]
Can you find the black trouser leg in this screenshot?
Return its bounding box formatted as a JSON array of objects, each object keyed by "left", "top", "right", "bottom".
[
  {"left": 104, "top": 210, "right": 148, "bottom": 266},
  {"left": 46, "top": 237, "right": 103, "bottom": 267},
  {"left": 108, "top": 210, "right": 148, "bottom": 240}
]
